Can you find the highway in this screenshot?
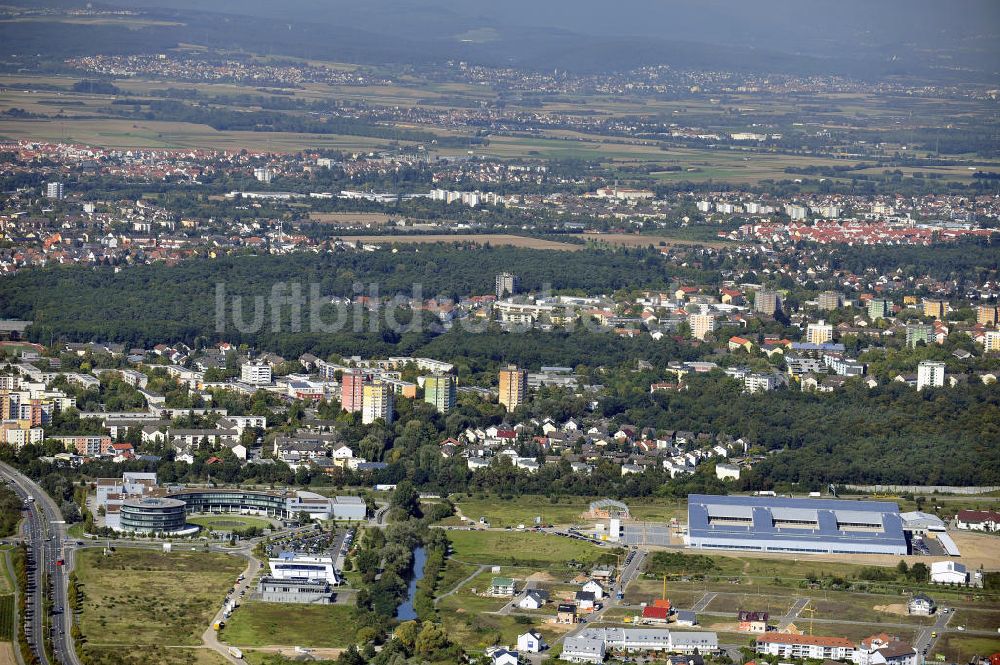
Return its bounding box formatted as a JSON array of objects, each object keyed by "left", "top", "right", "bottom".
[{"left": 0, "top": 461, "right": 78, "bottom": 665}]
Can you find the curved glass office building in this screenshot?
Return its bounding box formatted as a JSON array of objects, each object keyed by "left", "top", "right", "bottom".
[
  {"left": 120, "top": 497, "right": 188, "bottom": 533},
  {"left": 167, "top": 489, "right": 289, "bottom": 517}
]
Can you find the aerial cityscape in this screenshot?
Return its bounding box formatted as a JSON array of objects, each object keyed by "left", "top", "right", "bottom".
[{"left": 0, "top": 1, "right": 998, "bottom": 665}]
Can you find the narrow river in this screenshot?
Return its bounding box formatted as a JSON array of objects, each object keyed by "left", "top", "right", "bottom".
[{"left": 394, "top": 546, "right": 426, "bottom": 620}]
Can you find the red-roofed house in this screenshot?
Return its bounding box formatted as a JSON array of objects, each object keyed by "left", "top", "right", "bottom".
[
  {"left": 956, "top": 510, "right": 1000, "bottom": 532},
  {"left": 641, "top": 605, "right": 670, "bottom": 624}
]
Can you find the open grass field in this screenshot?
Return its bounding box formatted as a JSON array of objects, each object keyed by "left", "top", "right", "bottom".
[
  {"left": 220, "top": 602, "right": 361, "bottom": 648},
  {"left": 186, "top": 515, "right": 274, "bottom": 531},
  {"left": 0, "top": 546, "right": 15, "bottom": 595},
  {"left": 307, "top": 212, "right": 395, "bottom": 226},
  {"left": 77, "top": 646, "right": 230, "bottom": 665},
  {"left": 583, "top": 232, "right": 730, "bottom": 250},
  {"left": 446, "top": 529, "right": 606, "bottom": 566},
  {"left": 452, "top": 495, "right": 592, "bottom": 526},
  {"left": 450, "top": 494, "right": 689, "bottom": 527},
  {"left": 75, "top": 547, "right": 245, "bottom": 648},
  {"left": 336, "top": 234, "right": 583, "bottom": 250},
  {"left": 934, "top": 634, "right": 1000, "bottom": 663},
  {"left": 952, "top": 608, "right": 1000, "bottom": 633},
  {"left": 798, "top": 620, "right": 918, "bottom": 644}
]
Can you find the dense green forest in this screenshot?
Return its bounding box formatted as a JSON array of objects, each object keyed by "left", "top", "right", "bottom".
[
  {"left": 602, "top": 373, "right": 1000, "bottom": 487},
  {"left": 1, "top": 245, "right": 673, "bottom": 354},
  {"left": 0, "top": 485, "right": 23, "bottom": 538}
]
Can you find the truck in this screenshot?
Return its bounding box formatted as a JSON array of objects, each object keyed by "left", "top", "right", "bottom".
[
  {"left": 227, "top": 646, "right": 243, "bottom": 659},
  {"left": 26, "top": 495, "right": 34, "bottom": 503},
  {"left": 212, "top": 620, "right": 225, "bottom": 631}
]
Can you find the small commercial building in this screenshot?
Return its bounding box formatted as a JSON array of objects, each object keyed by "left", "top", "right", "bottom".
[
  {"left": 268, "top": 552, "right": 339, "bottom": 585},
  {"left": 930, "top": 561, "right": 967, "bottom": 585},
  {"left": 257, "top": 576, "right": 333, "bottom": 604}
]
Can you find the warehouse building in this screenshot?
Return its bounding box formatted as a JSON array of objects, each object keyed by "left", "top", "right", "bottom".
[{"left": 687, "top": 494, "right": 908, "bottom": 555}]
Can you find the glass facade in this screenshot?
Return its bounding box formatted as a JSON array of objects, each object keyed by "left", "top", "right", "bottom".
[
  {"left": 120, "top": 498, "right": 187, "bottom": 533},
  {"left": 167, "top": 490, "right": 289, "bottom": 517}
]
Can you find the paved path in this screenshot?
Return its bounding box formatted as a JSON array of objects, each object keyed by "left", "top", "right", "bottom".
[
  {"left": 777, "top": 597, "right": 810, "bottom": 630},
  {"left": 201, "top": 547, "right": 262, "bottom": 663},
  {"left": 691, "top": 592, "right": 717, "bottom": 612},
  {"left": 434, "top": 564, "right": 488, "bottom": 605}
]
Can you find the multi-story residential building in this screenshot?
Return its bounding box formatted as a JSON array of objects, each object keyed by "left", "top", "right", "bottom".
[
  {"left": 241, "top": 361, "right": 272, "bottom": 385},
  {"left": 922, "top": 299, "right": 949, "bottom": 319},
  {"left": 978, "top": 305, "right": 998, "bottom": 326},
  {"left": 689, "top": 312, "right": 716, "bottom": 341},
  {"left": 0, "top": 421, "right": 44, "bottom": 449},
  {"left": 868, "top": 298, "right": 892, "bottom": 320},
  {"left": 45, "top": 181, "right": 64, "bottom": 200},
  {"left": 785, "top": 204, "right": 808, "bottom": 221},
  {"left": 824, "top": 354, "right": 865, "bottom": 376},
  {"left": 496, "top": 272, "right": 519, "bottom": 298},
  {"left": 983, "top": 330, "right": 1000, "bottom": 353},
  {"left": 806, "top": 320, "right": 833, "bottom": 345},
  {"left": 498, "top": 365, "right": 527, "bottom": 412},
  {"left": 51, "top": 435, "right": 114, "bottom": 457},
  {"left": 755, "top": 290, "right": 780, "bottom": 315},
  {"left": 818, "top": 291, "right": 842, "bottom": 310},
  {"left": 361, "top": 382, "right": 394, "bottom": 425},
  {"left": 423, "top": 374, "right": 456, "bottom": 413},
  {"left": 340, "top": 369, "right": 365, "bottom": 413},
  {"left": 744, "top": 372, "right": 785, "bottom": 393},
  {"left": 916, "top": 361, "right": 945, "bottom": 391},
  {"left": 755, "top": 634, "right": 856, "bottom": 661},
  {"left": 905, "top": 323, "right": 934, "bottom": 348}
]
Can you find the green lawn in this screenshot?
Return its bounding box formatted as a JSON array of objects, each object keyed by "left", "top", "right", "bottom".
[
  {"left": 446, "top": 529, "right": 606, "bottom": 566},
  {"left": 75, "top": 547, "right": 245, "bottom": 647},
  {"left": 187, "top": 515, "right": 274, "bottom": 531},
  {"left": 220, "top": 602, "right": 361, "bottom": 648}
]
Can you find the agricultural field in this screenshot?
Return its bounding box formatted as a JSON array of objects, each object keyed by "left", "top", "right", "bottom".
[
  {"left": 186, "top": 515, "right": 275, "bottom": 531},
  {"left": 0, "top": 595, "right": 12, "bottom": 641},
  {"left": 220, "top": 602, "right": 361, "bottom": 648},
  {"left": 74, "top": 547, "right": 245, "bottom": 648}
]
